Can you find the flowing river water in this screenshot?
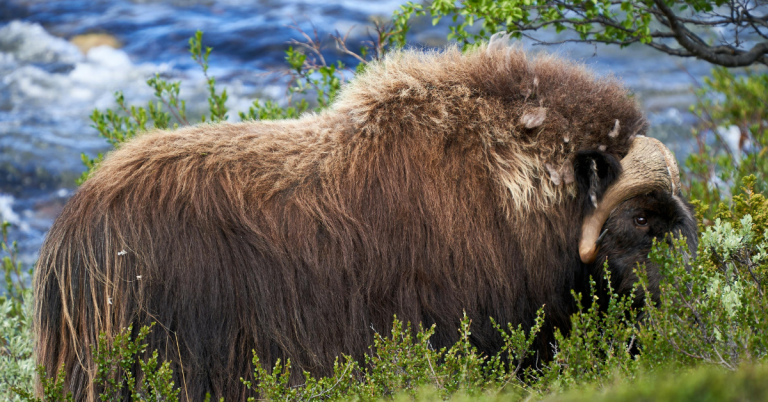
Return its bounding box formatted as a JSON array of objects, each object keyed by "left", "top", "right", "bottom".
[{"left": 1, "top": 0, "right": 718, "bottom": 263}]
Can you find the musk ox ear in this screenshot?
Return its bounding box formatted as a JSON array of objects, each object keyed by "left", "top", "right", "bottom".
[{"left": 574, "top": 150, "right": 622, "bottom": 216}]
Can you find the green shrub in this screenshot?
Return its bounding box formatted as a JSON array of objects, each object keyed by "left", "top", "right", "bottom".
[
  {"left": 11, "top": 324, "right": 180, "bottom": 402},
  {"left": 241, "top": 312, "right": 545, "bottom": 401},
  {"left": 542, "top": 363, "right": 768, "bottom": 402},
  {"left": 0, "top": 220, "right": 35, "bottom": 402},
  {"left": 382, "top": 363, "right": 768, "bottom": 402},
  {"left": 639, "top": 176, "right": 768, "bottom": 371},
  {"left": 684, "top": 68, "right": 768, "bottom": 220},
  {"left": 534, "top": 269, "right": 640, "bottom": 392}
]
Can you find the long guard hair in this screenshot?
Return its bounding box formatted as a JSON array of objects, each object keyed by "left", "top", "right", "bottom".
[{"left": 35, "top": 37, "right": 647, "bottom": 401}]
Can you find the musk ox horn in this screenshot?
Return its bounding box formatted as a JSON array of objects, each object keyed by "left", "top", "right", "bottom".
[{"left": 579, "top": 136, "right": 682, "bottom": 264}]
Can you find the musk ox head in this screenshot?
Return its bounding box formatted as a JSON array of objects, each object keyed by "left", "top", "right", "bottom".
[
  {"left": 574, "top": 136, "right": 697, "bottom": 305},
  {"left": 34, "top": 33, "right": 697, "bottom": 401}
]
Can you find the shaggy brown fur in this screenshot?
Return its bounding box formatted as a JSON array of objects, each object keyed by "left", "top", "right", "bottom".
[{"left": 36, "top": 42, "right": 659, "bottom": 401}]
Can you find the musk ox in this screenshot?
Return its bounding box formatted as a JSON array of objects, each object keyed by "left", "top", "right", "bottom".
[{"left": 34, "top": 34, "right": 697, "bottom": 401}]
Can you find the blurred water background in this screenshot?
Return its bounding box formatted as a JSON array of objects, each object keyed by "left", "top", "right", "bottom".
[{"left": 1, "top": 0, "right": 716, "bottom": 264}]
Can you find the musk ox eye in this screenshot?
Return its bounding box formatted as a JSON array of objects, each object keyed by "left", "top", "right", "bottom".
[{"left": 634, "top": 216, "right": 648, "bottom": 226}]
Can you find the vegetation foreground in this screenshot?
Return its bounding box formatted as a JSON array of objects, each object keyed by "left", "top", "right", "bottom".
[{"left": 2, "top": 1, "right": 768, "bottom": 400}]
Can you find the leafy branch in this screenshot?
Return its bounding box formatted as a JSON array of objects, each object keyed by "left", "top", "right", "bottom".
[{"left": 399, "top": 0, "right": 768, "bottom": 67}]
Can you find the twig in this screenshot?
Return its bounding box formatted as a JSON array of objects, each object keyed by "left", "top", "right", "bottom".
[
  {"left": 157, "top": 95, "right": 189, "bottom": 127},
  {"left": 333, "top": 26, "right": 368, "bottom": 65},
  {"left": 742, "top": 256, "right": 764, "bottom": 297},
  {"left": 425, "top": 353, "right": 444, "bottom": 390},
  {"left": 306, "top": 362, "right": 354, "bottom": 400},
  {"left": 287, "top": 18, "right": 327, "bottom": 67},
  {"left": 711, "top": 343, "right": 736, "bottom": 371},
  {"left": 116, "top": 96, "right": 145, "bottom": 128},
  {"left": 1, "top": 225, "right": 25, "bottom": 295}
]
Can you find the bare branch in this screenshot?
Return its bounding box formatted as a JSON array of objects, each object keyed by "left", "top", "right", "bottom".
[
  {"left": 652, "top": 0, "right": 768, "bottom": 66},
  {"left": 287, "top": 19, "right": 327, "bottom": 66},
  {"left": 333, "top": 26, "right": 369, "bottom": 65}
]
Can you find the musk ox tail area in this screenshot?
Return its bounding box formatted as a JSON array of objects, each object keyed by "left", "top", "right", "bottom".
[
  {"left": 34, "top": 144, "right": 268, "bottom": 401},
  {"left": 35, "top": 40, "right": 654, "bottom": 401}
]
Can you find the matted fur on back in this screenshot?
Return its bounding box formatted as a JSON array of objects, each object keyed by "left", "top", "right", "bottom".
[{"left": 35, "top": 39, "right": 646, "bottom": 401}]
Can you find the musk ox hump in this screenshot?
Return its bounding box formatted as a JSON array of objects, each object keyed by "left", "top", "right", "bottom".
[{"left": 330, "top": 40, "right": 646, "bottom": 213}]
